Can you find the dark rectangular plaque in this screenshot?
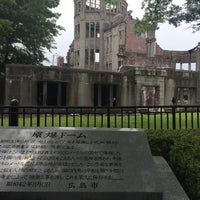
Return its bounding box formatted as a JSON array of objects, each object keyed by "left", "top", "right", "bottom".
[{"left": 0, "top": 128, "right": 162, "bottom": 200}]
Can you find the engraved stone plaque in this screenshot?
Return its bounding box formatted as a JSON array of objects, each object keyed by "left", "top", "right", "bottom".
[{"left": 0, "top": 128, "right": 162, "bottom": 200}]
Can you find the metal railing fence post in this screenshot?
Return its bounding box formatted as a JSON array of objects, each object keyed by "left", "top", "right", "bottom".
[
  {"left": 9, "top": 99, "right": 19, "bottom": 126},
  {"left": 107, "top": 107, "right": 110, "bottom": 128},
  {"left": 37, "top": 107, "right": 40, "bottom": 127},
  {"left": 172, "top": 105, "right": 176, "bottom": 130}
]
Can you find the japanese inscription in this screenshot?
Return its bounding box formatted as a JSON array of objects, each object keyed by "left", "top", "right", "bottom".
[{"left": 0, "top": 129, "right": 125, "bottom": 192}]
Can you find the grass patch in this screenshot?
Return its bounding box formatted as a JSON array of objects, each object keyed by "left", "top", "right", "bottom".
[{"left": 0, "top": 112, "right": 200, "bottom": 130}]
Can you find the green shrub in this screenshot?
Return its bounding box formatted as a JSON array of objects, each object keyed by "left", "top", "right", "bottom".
[
  {"left": 169, "top": 132, "right": 200, "bottom": 200},
  {"left": 146, "top": 130, "right": 177, "bottom": 160},
  {"left": 146, "top": 129, "right": 200, "bottom": 200}
]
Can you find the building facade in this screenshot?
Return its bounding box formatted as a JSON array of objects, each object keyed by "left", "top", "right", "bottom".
[{"left": 4, "top": 0, "right": 200, "bottom": 106}]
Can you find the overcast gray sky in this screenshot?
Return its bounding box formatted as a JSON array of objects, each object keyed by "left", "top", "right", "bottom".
[{"left": 45, "top": 0, "right": 200, "bottom": 65}]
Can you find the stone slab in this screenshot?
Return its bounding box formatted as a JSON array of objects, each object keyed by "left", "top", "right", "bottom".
[
  {"left": 0, "top": 127, "right": 162, "bottom": 199},
  {"left": 153, "top": 157, "right": 189, "bottom": 200}
]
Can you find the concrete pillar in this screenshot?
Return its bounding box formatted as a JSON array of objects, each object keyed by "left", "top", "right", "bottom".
[
  {"left": 165, "top": 79, "right": 176, "bottom": 105},
  {"left": 121, "top": 76, "right": 128, "bottom": 106},
  {"left": 78, "top": 73, "right": 92, "bottom": 106},
  {"left": 135, "top": 82, "right": 142, "bottom": 106}
]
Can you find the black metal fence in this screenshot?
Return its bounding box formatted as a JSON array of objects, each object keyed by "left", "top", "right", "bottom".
[{"left": 1, "top": 104, "right": 200, "bottom": 130}]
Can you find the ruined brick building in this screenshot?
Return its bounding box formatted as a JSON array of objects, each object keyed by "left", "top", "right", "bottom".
[{"left": 4, "top": 0, "right": 200, "bottom": 106}]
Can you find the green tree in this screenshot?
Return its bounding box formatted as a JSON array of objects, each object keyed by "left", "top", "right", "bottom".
[
  {"left": 0, "top": 0, "right": 63, "bottom": 73},
  {"left": 136, "top": 0, "right": 200, "bottom": 33}
]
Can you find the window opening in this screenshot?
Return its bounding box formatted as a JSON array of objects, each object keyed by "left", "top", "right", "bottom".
[
  {"left": 75, "top": 1, "right": 81, "bottom": 14},
  {"left": 47, "top": 82, "right": 58, "bottom": 106},
  {"left": 96, "top": 22, "right": 100, "bottom": 38},
  {"left": 101, "top": 85, "right": 110, "bottom": 106},
  {"left": 95, "top": 49, "right": 99, "bottom": 63},
  {"left": 85, "top": 49, "right": 89, "bottom": 65},
  {"left": 61, "top": 83, "right": 67, "bottom": 106},
  {"left": 86, "top": 0, "right": 100, "bottom": 10},
  {"left": 176, "top": 63, "right": 181, "bottom": 70},
  {"left": 182, "top": 63, "right": 189, "bottom": 70},
  {"left": 86, "top": 23, "right": 89, "bottom": 38},
  {"left": 90, "top": 22, "right": 95, "bottom": 37},
  {"left": 191, "top": 63, "right": 196, "bottom": 71},
  {"left": 90, "top": 49, "right": 95, "bottom": 64}
]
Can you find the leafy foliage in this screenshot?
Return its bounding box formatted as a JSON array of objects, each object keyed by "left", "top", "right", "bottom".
[
  {"left": 175, "top": 0, "right": 200, "bottom": 31},
  {"left": 170, "top": 132, "right": 200, "bottom": 200},
  {"left": 146, "top": 129, "right": 200, "bottom": 200},
  {"left": 138, "top": 0, "right": 200, "bottom": 33},
  {"left": 0, "top": 0, "right": 63, "bottom": 71}
]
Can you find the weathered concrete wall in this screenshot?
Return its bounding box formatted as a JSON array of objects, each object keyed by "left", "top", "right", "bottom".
[
  {"left": 164, "top": 78, "right": 176, "bottom": 105},
  {"left": 5, "top": 65, "right": 124, "bottom": 106},
  {"left": 5, "top": 64, "right": 200, "bottom": 106},
  {"left": 77, "top": 73, "right": 92, "bottom": 106},
  {"left": 133, "top": 68, "right": 166, "bottom": 106}
]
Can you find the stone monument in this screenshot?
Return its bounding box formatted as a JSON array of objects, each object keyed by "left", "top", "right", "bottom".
[{"left": 0, "top": 127, "right": 189, "bottom": 200}]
